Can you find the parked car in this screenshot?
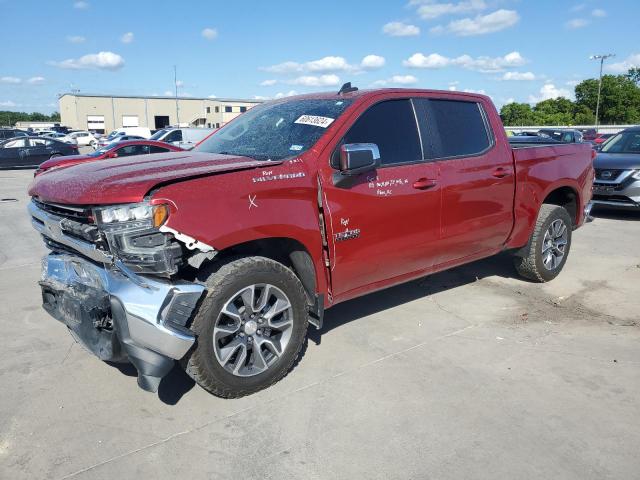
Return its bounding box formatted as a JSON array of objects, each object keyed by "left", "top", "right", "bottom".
[
  {"left": 149, "top": 127, "right": 214, "bottom": 150},
  {"left": 103, "top": 127, "right": 152, "bottom": 143},
  {"left": 0, "top": 128, "right": 29, "bottom": 141},
  {"left": 592, "top": 127, "right": 640, "bottom": 209},
  {"left": 0, "top": 136, "right": 78, "bottom": 168},
  {"left": 28, "top": 87, "right": 594, "bottom": 397},
  {"left": 61, "top": 130, "right": 97, "bottom": 148},
  {"left": 537, "top": 129, "right": 584, "bottom": 143},
  {"left": 592, "top": 133, "right": 615, "bottom": 145},
  {"left": 97, "top": 133, "right": 146, "bottom": 148},
  {"left": 580, "top": 128, "right": 597, "bottom": 141},
  {"left": 36, "top": 140, "right": 184, "bottom": 175}
]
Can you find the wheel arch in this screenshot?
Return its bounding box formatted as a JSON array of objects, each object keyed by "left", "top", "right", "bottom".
[
  {"left": 542, "top": 185, "right": 580, "bottom": 226},
  {"left": 209, "top": 237, "right": 321, "bottom": 305}
]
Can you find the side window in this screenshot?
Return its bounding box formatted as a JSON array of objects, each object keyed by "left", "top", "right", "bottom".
[
  {"left": 4, "top": 138, "right": 27, "bottom": 148},
  {"left": 164, "top": 130, "right": 182, "bottom": 143},
  {"left": 342, "top": 99, "right": 422, "bottom": 166},
  {"left": 150, "top": 145, "right": 169, "bottom": 153},
  {"left": 30, "top": 138, "right": 47, "bottom": 146},
  {"left": 117, "top": 145, "right": 146, "bottom": 157},
  {"left": 424, "top": 99, "right": 491, "bottom": 158}
]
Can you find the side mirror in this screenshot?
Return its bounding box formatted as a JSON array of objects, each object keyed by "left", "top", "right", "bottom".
[{"left": 339, "top": 143, "right": 380, "bottom": 176}]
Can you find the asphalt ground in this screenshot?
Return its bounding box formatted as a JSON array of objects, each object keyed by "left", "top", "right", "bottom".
[{"left": 1, "top": 167, "right": 639, "bottom": 479}]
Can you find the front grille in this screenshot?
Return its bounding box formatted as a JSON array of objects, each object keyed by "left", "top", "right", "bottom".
[
  {"left": 33, "top": 199, "right": 93, "bottom": 224},
  {"left": 595, "top": 169, "right": 625, "bottom": 181}
]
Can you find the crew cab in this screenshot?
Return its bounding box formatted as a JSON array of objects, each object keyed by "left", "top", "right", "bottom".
[{"left": 27, "top": 86, "right": 594, "bottom": 397}]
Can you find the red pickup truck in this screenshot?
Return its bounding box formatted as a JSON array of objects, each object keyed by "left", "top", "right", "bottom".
[{"left": 28, "top": 87, "right": 594, "bottom": 397}]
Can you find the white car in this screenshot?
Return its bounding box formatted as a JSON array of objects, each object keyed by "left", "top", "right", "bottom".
[{"left": 63, "top": 131, "right": 97, "bottom": 147}]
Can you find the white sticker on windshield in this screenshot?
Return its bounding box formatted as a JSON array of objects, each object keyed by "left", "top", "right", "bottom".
[
  {"left": 294, "top": 115, "right": 334, "bottom": 128},
  {"left": 289, "top": 144, "right": 303, "bottom": 151}
]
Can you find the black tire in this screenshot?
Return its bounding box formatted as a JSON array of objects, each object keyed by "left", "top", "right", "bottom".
[
  {"left": 49, "top": 153, "right": 62, "bottom": 159},
  {"left": 513, "top": 204, "right": 573, "bottom": 282},
  {"left": 183, "top": 256, "right": 309, "bottom": 398}
]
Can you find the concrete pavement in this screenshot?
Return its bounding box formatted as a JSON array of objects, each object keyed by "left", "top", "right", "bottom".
[{"left": 0, "top": 169, "right": 639, "bottom": 480}]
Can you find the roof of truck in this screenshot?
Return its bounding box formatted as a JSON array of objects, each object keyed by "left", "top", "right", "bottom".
[{"left": 277, "top": 88, "right": 490, "bottom": 103}]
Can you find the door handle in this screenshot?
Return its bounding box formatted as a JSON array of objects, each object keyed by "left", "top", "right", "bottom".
[
  {"left": 413, "top": 178, "right": 437, "bottom": 190},
  {"left": 492, "top": 167, "right": 512, "bottom": 178}
]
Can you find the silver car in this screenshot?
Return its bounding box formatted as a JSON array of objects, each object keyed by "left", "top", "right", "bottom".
[{"left": 592, "top": 127, "right": 640, "bottom": 209}]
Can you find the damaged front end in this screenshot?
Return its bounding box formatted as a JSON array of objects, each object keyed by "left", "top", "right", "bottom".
[{"left": 29, "top": 199, "right": 211, "bottom": 392}]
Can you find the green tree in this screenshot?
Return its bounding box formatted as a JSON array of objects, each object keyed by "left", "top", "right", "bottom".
[
  {"left": 627, "top": 67, "right": 640, "bottom": 84},
  {"left": 575, "top": 74, "right": 640, "bottom": 124},
  {"left": 500, "top": 102, "right": 537, "bottom": 126}
]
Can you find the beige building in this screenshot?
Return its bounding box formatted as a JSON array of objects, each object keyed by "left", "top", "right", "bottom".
[{"left": 59, "top": 93, "right": 263, "bottom": 133}]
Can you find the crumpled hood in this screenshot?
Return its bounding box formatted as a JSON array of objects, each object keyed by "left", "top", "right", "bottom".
[
  {"left": 594, "top": 152, "right": 640, "bottom": 170},
  {"left": 29, "top": 151, "right": 280, "bottom": 205}
]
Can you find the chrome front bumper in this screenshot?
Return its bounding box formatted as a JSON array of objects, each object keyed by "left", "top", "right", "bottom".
[
  {"left": 40, "top": 253, "right": 205, "bottom": 391},
  {"left": 29, "top": 201, "right": 112, "bottom": 264}
]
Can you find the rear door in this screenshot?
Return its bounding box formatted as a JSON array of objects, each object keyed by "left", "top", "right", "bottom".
[
  {"left": 415, "top": 97, "right": 515, "bottom": 265},
  {"left": 320, "top": 97, "right": 441, "bottom": 299},
  {"left": 26, "top": 137, "right": 52, "bottom": 164}
]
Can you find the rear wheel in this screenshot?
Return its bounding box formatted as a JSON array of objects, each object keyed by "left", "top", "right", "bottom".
[
  {"left": 183, "top": 256, "right": 309, "bottom": 398},
  {"left": 513, "top": 204, "right": 572, "bottom": 282},
  {"left": 49, "top": 153, "right": 62, "bottom": 159}
]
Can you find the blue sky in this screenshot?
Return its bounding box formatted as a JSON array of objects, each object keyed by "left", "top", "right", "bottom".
[{"left": 1, "top": 0, "right": 638, "bottom": 113}]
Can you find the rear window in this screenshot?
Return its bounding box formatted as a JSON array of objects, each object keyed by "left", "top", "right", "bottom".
[{"left": 427, "top": 99, "right": 491, "bottom": 158}]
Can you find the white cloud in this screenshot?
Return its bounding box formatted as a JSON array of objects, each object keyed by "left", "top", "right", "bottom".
[
  {"left": 591, "top": 8, "right": 606, "bottom": 17},
  {"left": 27, "top": 76, "right": 45, "bottom": 85},
  {"left": 502, "top": 71, "right": 536, "bottom": 81},
  {"left": 410, "top": 0, "right": 487, "bottom": 19},
  {"left": 565, "top": 18, "right": 589, "bottom": 28},
  {"left": 253, "top": 95, "right": 270, "bottom": 100},
  {"left": 121, "top": 32, "right": 134, "bottom": 44},
  {"left": 1, "top": 76, "right": 21, "bottom": 84},
  {"left": 175, "top": 80, "right": 184, "bottom": 87},
  {"left": 260, "top": 79, "right": 277, "bottom": 86},
  {"left": 566, "top": 79, "right": 581, "bottom": 87},
  {"left": 382, "top": 21, "right": 420, "bottom": 37},
  {"left": 49, "top": 51, "right": 125, "bottom": 70},
  {"left": 66, "top": 35, "right": 86, "bottom": 44},
  {"left": 163, "top": 90, "right": 174, "bottom": 96},
  {"left": 463, "top": 88, "right": 486, "bottom": 94},
  {"left": 73, "top": 1, "right": 89, "bottom": 9},
  {"left": 0, "top": 100, "right": 17, "bottom": 107},
  {"left": 275, "top": 90, "right": 298, "bottom": 99},
  {"left": 287, "top": 74, "right": 341, "bottom": 87},
  {"left": 403, "top": 51, "right": 525, "bottom": 73},
  {"left": 373, "top": 75, "right": 419, "bottom": 86},
  {"left": 263, "top": 55, "right": 382, "bottom": 75},
  {"left": 434, "top": 9, "right": 520, "bottom": 36},
  {"left": 202, "top": 28, "right": 218, "bottom": 40},
  {"left": 361, "top": 54, "right": 385, "bottom": 69},
  {"left": 528, "top": 83, "right": 571, "bottom": 103},
  {"left": 606, "top": 53, "right": 640, "bottom": 74},
  {"left": 208, "top": 94, "right": 217, "bottom": 98}
]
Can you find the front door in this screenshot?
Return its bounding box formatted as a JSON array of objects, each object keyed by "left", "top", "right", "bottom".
[{"left": 320, "top": 98, "right": 441, "bottom": 299}]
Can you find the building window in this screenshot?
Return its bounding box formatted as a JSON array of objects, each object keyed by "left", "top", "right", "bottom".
[
  {"left": 207, "top": 123, "right": 211, "bottom": 128},
  {"left": 215, "top": 106, "right": 219, "bottom": 113},
  {"left": 240, "top": 106, "right": 247, "bottom": 112},
  {"left": 206, "top": 107, "right": 211, "bottom": 113},
  {"left": 225, "top": 106, "right": 232, "bottom": 113},
  {"left": 216, "top": 123, "right": 220, "bottom": 128}
]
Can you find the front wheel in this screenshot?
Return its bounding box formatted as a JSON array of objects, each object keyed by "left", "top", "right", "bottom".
[
  {"left": 513, "top": 204, "right": 573, "bottom": 282},
  {"left": 49, "top": 153, "right": 62, "bottom": 159},
  {"left": 183, "top": 256, "right": 309, "bottom": 398}
]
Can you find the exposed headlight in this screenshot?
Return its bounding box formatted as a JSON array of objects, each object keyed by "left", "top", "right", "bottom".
[{"left": 95, "top": 203, "right": 169, "bottom": 227}]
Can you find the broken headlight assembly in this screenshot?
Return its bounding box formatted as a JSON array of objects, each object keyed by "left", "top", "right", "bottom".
[{"left": 93, "top": 203, "right": 183, "bottom": 277}]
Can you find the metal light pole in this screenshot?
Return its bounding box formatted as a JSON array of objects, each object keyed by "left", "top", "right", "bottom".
[
  {"left": 174, "top": 65, "right": 180, "bottom": 126},
  {"left": 589, "top": 53, "right": 615, "bottom": 133}
]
